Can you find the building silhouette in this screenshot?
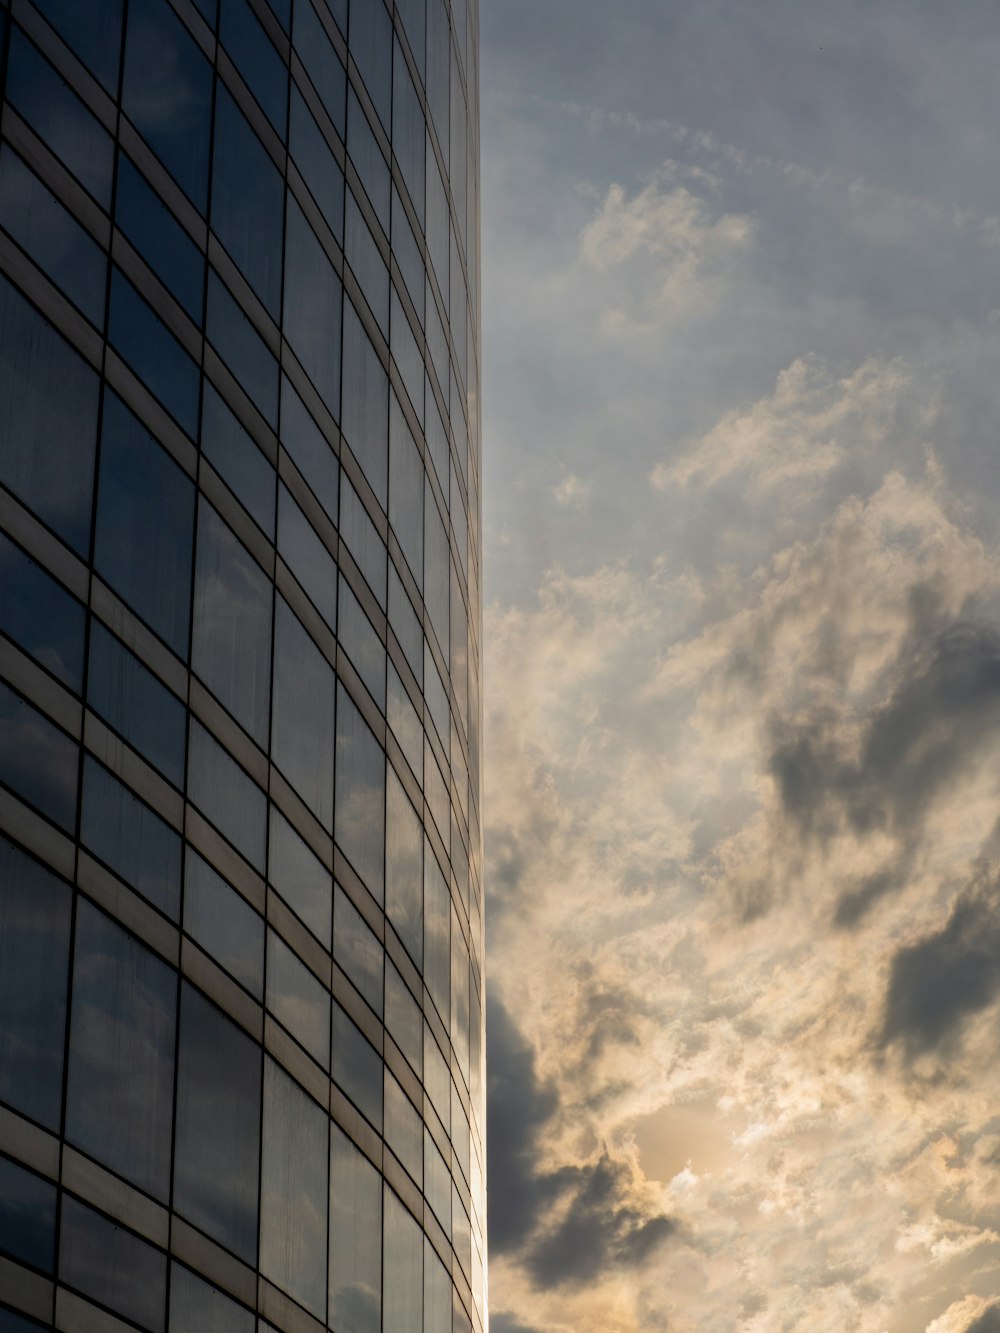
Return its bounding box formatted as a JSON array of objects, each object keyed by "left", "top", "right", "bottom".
[{"left": 0, "top": 0, "right": 484, "bottom": 1329}]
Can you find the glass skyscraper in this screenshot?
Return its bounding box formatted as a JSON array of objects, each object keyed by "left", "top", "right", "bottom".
[{"left": 0, "top": 0, "right": 484, "bottom": 1330}]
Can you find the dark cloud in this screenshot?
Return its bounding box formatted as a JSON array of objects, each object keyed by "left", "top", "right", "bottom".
[
  {"left": 880, "top": 874, "right": 1000, "bottom": 1058},
  {"left": 966, "top": 1305, "right": 1000, "bottom": 1333},
  {"left": 487, "top": 991, "right": 676, "bottom": 1288}
]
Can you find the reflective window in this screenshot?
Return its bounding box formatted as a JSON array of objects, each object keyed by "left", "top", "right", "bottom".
[
  {"left": 335, "top": 684, "right": 385, "bottom": 902},
  {"left": 123, "top": 0, "right": 213, "bottom": 212},
  {"left": 424, "top": 1239, "right": 451, "bottom": 1333},
  {"left": 383, "top": 1187, "right": 422, "bottom": 1333},
  {"left": 391, "top": 186, "right": 425, "bottom": 323},
  {"left": 0, "top": 531, "right": 85, "bottom": 692},
  {"left": 426, "top": 0, "right": 450, "bottom": 158},
  {"left": 116, "top": 155, "right": 205, "bottom": 324},
  {"left": 0, "top": 273, "right": 99, "bottom": 557},
  {"left": 266, "top": 930, "right": 330, "bottom": 1068},
  {"left": 212, "top": 87, "right": 284, "bottom": 319},
  {"left": 451, "top": 904, "right": 470, "bottom": 1078},
  {"left": 389, "top": 392, "right": 424, "bottom": 586},
  {"left": 388, "top": 566, "right": 423, "bottom": 684},
  {"left": 33, "top": 0, "right": 124, "bottom": 92},
  {"left": 5, "top": 31, "right": 114, "bottom": 207},
  {"left": 333, "top": 884, "right": 382, "bottom": 1016},
  {"left": 289, "top": 87, "right": 345, "bottom": 245},
  {"left": 94, "top": 392, "right": 195, "bottom": 655},
  {"left": 0, "top": 840, "right": 72, "bottom": 1130},
  {"left": 424, "top": 847, "right": 450, "bottom": 1024},
  {"left": 385, "top": 764, "right": 423, "bottom": 969},
  {"left": 346, "top": 192, "right": 389, "bottom": 338},
  {"left": 220, "top": 0, "right": 288, "bottom": 138},
  {"left": 201, "top": 382, "right": 276, "bottom": 538},
  {"left": 294, "top": 0, "right": 346, "bottom": 138},
  {"left": 192, "top": 501, "right": 273, "bottom": 744},
  {"left": 425, "top": 481, "right": 450, "bottom": 653},
  {"left": 271, "top": 597, "right": 335, "bottom": 829},
  {"left": 387, "top": 663, "right": 422, "bottom": 784},
  {"left": 108, "top": 267, "right": 200, "bottom": 438},
  {"left": 0, "top": 147, "right": 106, "bottom": 326},
  {"left": 338, "top": 576, "right": 385, "bottom": 710},
  {"left": 425, "top": 147, "right": 449, "bottom": 306},
  {"left": 60, "top": 1196, "right": 167, "bottom": 1333},
  {"left": 169, "top": 1264, "right": 255, "bottom": 1333},
  {"left": 341, "top": 476, "right": 387, "bottom": 604},
  {"left": 329, "top": 1123, "right": 381, "bottom": 1333},
  {"left": 206, "top": 269, "right": 279, "bottom": 428},
  {"left": 396, "top": 0, "right": 426, "bottom": 76},
  {"left": 392, "top": 288, "right": 424, "bottom": 425},
  {"left": 284, "top": 196, "right": 342, "bottom": 417},
  {"left": 268, "top": 805, "right": 332, "bottom": 948},
  {"left": 424, "top": 1131, "right": 450, "bottom": 1237},
  {"left": 174, "top": 985, "right": 261, "bottom": 1264},
  {"left": 88, "top": 622, "right": 186, "bottom": 786},
  {"left": 385, "top": 960, "right": 422, "bottom": 1076},
  {"left": 81, "top": 757, "right": 182, "bottom": 919},
  {"left": 184, "top": 848, "right": 265, "bottom": 998},
  {"left": 280, "top": 377, "right": 339, "bottom": 524},
  {"left": 0, "top": 680, "right": 77, "bottom": 832},
  {"left": 392, "top": 51, "right": 425, "bottom": 220},
  {"left": 347, "top": 90, "right": 389, "bottom": 231},
  {"left": 0, "top": 1309, "right": 48, "bottom": 1332},
  {"left": 278, "top": 483, "right": 337, "bottom": 627},
  {"left": 66, "top": 901, "right": 176, "bottom": 1200},
  {"left": 425, "top": 736, "right": 449, "bottom": 845},
  {"left": 384, "top": 1070, "right": 421, "bottom": 1185},
  {"left": 349, "top": 0, "right": 391, "bottom": 130},
  {"left": 260, "top": 1059, "right": 328, "bottom": 1319},
  {"left": 188, "top": 721, "right": 267, "bottom": 871},
  {"left": 331, "top": 1003, "right": 381, "bottom": 1130},
  {"left": 424, "top": 1025, "right": 450, "bottom": 1133}
]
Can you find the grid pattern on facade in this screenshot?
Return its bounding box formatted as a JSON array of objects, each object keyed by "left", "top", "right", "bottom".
[{"left": 0, "top": 0, "right": 484, "bottom": 1328}]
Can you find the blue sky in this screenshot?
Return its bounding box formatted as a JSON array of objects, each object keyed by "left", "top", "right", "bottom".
[{"left": 480, "top": 4, "right": 1000, "bottom": 1329}]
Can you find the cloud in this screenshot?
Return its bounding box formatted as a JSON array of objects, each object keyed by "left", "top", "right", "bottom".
[
  {"left": 928, "top": 1296, "right": 1000, "bottom": 1333},
  {"left": 553, "top": 472, "right": 593, "bottom": 511}
]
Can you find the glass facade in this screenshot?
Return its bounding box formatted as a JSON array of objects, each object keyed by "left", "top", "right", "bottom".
[{"left": 0, "top": 0, "right": 484, "bottom": 1329}]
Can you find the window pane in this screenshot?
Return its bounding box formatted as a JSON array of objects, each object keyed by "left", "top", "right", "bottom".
[
  {"left": 66, "top": 901, "right": 176, "bottom": 1199},
  {"left": 0, "top": 1154, "right": 55, "bottom": 1273},
  {"left": 331, "top": 1003, "right": 381, "bottom": 1130},
  {"left": 220, "top": 0, "right": 288, "bottom": 138},
  {"left": 0, "top": 531, "right": 85, "bottom": 692},
  {"left": 341, "top": 477, "right": 387, "bottom": 606},
  {"left": 338, "top": 576, "right": 385, "bottom": 710},
  {"left": 268, "top": 805, "right": 332, "bottom": 947},
  {"left": 184, "top": 847, "right": 264, "bottom": 998},
  {"left": 333, "top": 884, "right": 382, "bottom": 1015},
  {"left": 388, "top": 565, "right": 423, "bottom": 684},
  {"left": 424, "top": 848, "right": 450, "bottom": 1025},
  {"left": 349, "top": 0, "right": 391, "bottom": 129},
  {"left": 346, "top": 191, "right": 388, "bottom": 337},
  {"left": 289, "top": 88, "right": 344, "bottom": 245},
  {"left": 0, "top": 274, "right": 99, "bottom": 556},
  {"left": 88, "top": 623, "right": 186, "bottom": 786},
  {"left": 279, "top": 377, "right": 339, "bottom": 525},
  {"left": 391, "top": 289, "right": 423, "bottom": 424},
  {"left": 384, "top": 1070, "right": 421, "bottom": 1185},
  {"left": 33, "top": 0, "right": 124, "bottom": 91},
  {"left": 94, "top": 392, "right": 195, "bottom": 656},
  {"left": 123, "top": 0, "right": 213, "bottom": 211},
  {"left": 0, "top": 840, "right": 72, "bottom": 1129},
  {"left": 206, "top": 270, "right": 279, "bottom": 428},
  {"left": 385, "top": 768, "right": 422, "bottom": 969},
  {"left": 169, "top": 1264, "right": 255, "bottom": 1333},
  {"left": 392, "top": 53, "right": 425, "bottom": 218},
  {"left": 60, "top": 1196, "right": 167, "bottom": 1333},
  {"left": 0, "top": 680, "right": 77, "bottom": 831},
  {"left": 211, "top": 87, "right": 284, "bottom": 319},
  {"left": 188, "top": 722, "right": 266, "bottom": 870},
  {"left": 0, "top": 147, "right": 106, "bottom": 326},
  {"left": 389, "top": 391, "right": 424, "bottom": 586},
  {"left": 334, "top": 684, "right": 385, "bottom": 902},
  {"left": 116, "top": 155, "right": 205, "bottom": 323},
  {"left": 347, "top": 89, "right": 389, "bottom": 230},
  {"left": 385, "top": 960, "right": 421, "bottom": 1077},
  {"left": 425, "top": 480, "right": 450, "bottom": 654},
  {"left": 293, "top": 0, "right": 346, "bottom": 138},
  {"left": 424, "top": 1239, "right": 451, "bottom": 1333},
  {"left": 266, "top": 929, "right": 330, "bottom": 1068},
  {"left": 271, "top": 597, "right": 335, "bottom": 829},
  {"left": 451, "top": 904, "right": 470, "bottom": 1080},
  {"left": 383, "top": 1187, "right": 422, "bottom": 1333},
  {"left": 174, "top": 985, "right": 261, "bottom": 1264},
  {"left": 424, "top": 1131, "right": 450, "bottom": 1237},
  {"left": 81, "top": 757, "right": 182, "bottom": 919},
  {"left": 201, "top": 383, "right": 276, "bottom": 538},
  {"left": 424, "top": 1026, "right": 449, "bottom": 1133},
  {"left": 328, "top": 1123, "right": 380, "bottom": 1333},
  {"left": 192, "top": 501, "right": 273, "bottom": 744},
  {"left": 391, "top": 186, "right": 424, "bottom": 324},
  {"left": 260, "top": 1059, "right": 328, "bottom": 1318},
  {"left": 283, "top": 196, "right": 341, "bottom": 417},
  {"left": 341, "top": 301, "right": 388, "bottom": 509},
  {"left": 278, "top": 484, "right": 337, "bottom": 628}
]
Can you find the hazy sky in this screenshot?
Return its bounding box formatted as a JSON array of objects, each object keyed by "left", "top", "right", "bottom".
[{"left": 479, "top": 4, "right": 1000, "bottom": 1330}]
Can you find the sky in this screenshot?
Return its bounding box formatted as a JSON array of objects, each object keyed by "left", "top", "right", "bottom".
[{"left": 479, "top": 3, "right": 1000, "bottom": 1330}]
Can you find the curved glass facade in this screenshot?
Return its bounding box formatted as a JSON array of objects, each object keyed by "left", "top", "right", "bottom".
[{"left": 0, "top": 0, "right": 484, "bottom": 1329}]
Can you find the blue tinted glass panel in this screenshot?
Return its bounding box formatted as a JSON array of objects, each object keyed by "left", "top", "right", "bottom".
[
  {"left": 116, "top": 155, "right": 205, "bottom": 323},
  {"left": 289, "top": 87, "right": 344, "bottom": 244},
  {"left": 341, "top": 477, "right": 386, "bottom": 604},
  {"left": 123, "top": 0, "right": 213, "bottom": 211},
  {"left": 192, "top": 502, "right": 273, "bottom": 744},
  {"left": 81, "top": 757, "right": 182, "bottom": 919},
  {"left": 94, "top": 392, "right": 195, "bottom": 656},
  {"left": 201, "top": 383, "right": 276, "bottom": 537},
  {"left": 185, "top": 848, "right": 264, "bottom": 998},
  {"left": 87, "top": 623, "right": 187, "bottom": 786},
  {"left": 349, "top": 0, "right": 391, "bottom": 130},
  {"left": 426, "top": 0, "right": 450, "bottom": 158},
  {"left": 0, "top": 274, "right": 99, "bottom": 556},
  {"left": 194, "top": 0, "right": 219, "bottom": 24},
  {"left": 347, "top": 90, "right": 389, "bottom": 230},
  {"left": 188, "top": 721, "right": 266, "bottom": 871},
  {"left": 174, "top": 985, "right": 261, "bottom": 1264},
  {"left": 66, "top": 901, "right": 177, "bottom": 1200},
  {"left": 0, "top": 1157, "right": 56, "bottom": 1274},
  {"left": 0, "top": 532, "right": 85, "bottom": 691},
  {"left": 277, "top": 483, "right": 337, "bottom": 627},
  {"left": 5, "top": 32, "right": 114, "bottom": 206},
  {"left": 0, "top": 147, "right": 106, "bottom": 325},
  {"left": 271, "top": 597, "right": 335, "bottom": 829},
  {"left": 0, "top": 1311, "right": 47, "bottom": 1332},
  {"left": 220, "top": 0, "right": 288, "bottom": 137},
  {"left": 338, "top": 576, "right": 385, "bottom": 709},
  {"left": 392, "top": 42, "right": 425, "bottom": 219},
  {"left": 391, "top": 189, "right": 424, "bottom": 323},
  {"left": 211, "top": 87, "right": 284, "bottom": 319},
  {"left": 206, "top": 271, "right": 279, "bottom": 427},
  {"left": 396, "top": 0, "right": 425, "bottom": 76},
  {"left": 266, "top": 0, "right": 291, "bottom": 31},
  {"left": 335, "top": 683, "right": 385, "bottom": 901},
  {"left": 0, "top": 681, "right": 77, "bottom": 831},
  {"left": 0, "top": 839, "right": 71, "bottom": 1130},
  {"left": 60, "top": 1196, "right": 167, "bottom": 1332},
  {"left": 346, "top": 192, "right": 388, "bottom": 337},
  {"left": 279, "top": 378, "right": 339, "bottom": 524},
  {"left": 342, "top": 306, "right": 390, "bottom": 508},
  {"left": 283, "top": 197, "right": 342, "bottom": 417},
  {"left": 33, "top": 0, "right": 124, "bottom": 91},
  {"left": 169, "top": 1264, "right": 256, "bottom": 1333},
  {"left": 268, "top": 806, "right": 332, "bottom": 946},
  {"left": 294, "top": 1, "right": 346, "bottom": 137},
  {"left": 108, "top": 268, "right": 200, "bottom": 437}
]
